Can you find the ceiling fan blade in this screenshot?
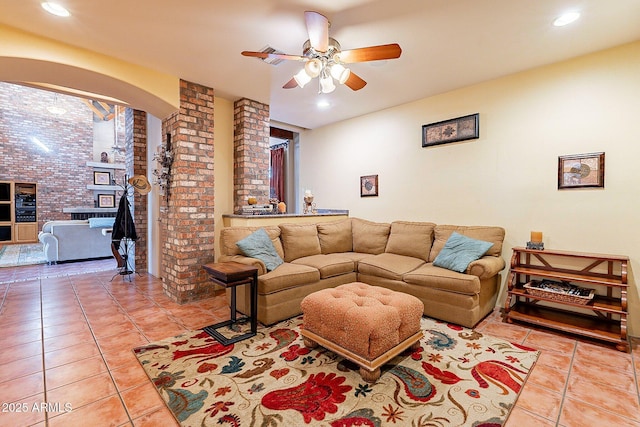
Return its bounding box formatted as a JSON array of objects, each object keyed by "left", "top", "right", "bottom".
[
  {"left": 283, "top": 78, "right": 299, "bottom": 89},
  {"left": 305, "top": 11, "right": 329, "bottom": 52},
  {"left": 338, "top": 43, "right": 402, "bottom": 63},
  {"left": 242, "top": 51, "right": 306, "bottom": 62},
  {"left": 344, "top": 71, "right": 367, "bottom": 91}
]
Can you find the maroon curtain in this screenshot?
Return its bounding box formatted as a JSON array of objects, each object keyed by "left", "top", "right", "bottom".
[{"left": 270, "top": 147, "right": 285, "bottom": 202}]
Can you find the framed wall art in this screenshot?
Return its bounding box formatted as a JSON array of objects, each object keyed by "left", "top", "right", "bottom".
[
  {"left": 558, "top": 152, "right": 605, "bottom": 189},
  {"left": 93, "top": 171, "right": 111, "bottom": 185},
  {"left": 360, "top": 175, "right": 378, "bottom": 197},
  {"left": 97, "top": 194, "right": 116, "bottom": 208},
  {"left": 422, "top": 113, "right": 479, "bottom": 147}
]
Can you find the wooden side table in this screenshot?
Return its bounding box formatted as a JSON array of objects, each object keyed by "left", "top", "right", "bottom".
[{"left": 202, "top": 261, "right": 258, "bottom": 345}]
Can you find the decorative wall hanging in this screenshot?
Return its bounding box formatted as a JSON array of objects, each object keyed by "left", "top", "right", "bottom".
[
  {"left": 360, "top": 175, "right": 378, "bottom": 197},
  {"left": 93, "top": 171, "right": 111, "bottom": 185},
  {"left": 422, "top": 113, "right": 479, "bottom": 147},
  {"left": 557, "top": 152, "right": 605, "bottom": 189},
  {"left": 153, "top": 133, "right": 174, "bottom": 200}
]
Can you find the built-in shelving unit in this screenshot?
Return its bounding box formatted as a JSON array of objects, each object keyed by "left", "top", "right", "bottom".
[
  {"left": 0, "top": 181, "right": 38, "bottom": 244},
  {"left": 503, "top": 247, "right": 629, "bottom": 352}
]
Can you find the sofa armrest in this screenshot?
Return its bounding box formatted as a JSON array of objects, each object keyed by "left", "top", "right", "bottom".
[
  {"left": 38, "top": 232, "right": 59, "bottom": 263},
  {"left": 466, "top": 256, "right": 505, "bottom": 279},
  {"left": 217, "top": 255, "right": 267, "bottom": 275}
]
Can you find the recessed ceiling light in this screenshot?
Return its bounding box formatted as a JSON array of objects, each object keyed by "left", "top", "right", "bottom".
[
  {"left": 317, "top": 100, "right": 330, "bottom": 109},
  {"left": 41, "top": 2, "right": 70, "bottom": 17},
  {"left": 553, "top": 11, "right": 580, "bottom": 27}
]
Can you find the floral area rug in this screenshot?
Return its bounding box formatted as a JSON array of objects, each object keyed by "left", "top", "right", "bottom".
[
  {"left": 0, "top": 243, "right": 47, "bottom": 267},
  {"left": 134, "top": 316, "right": 539, "bottom": 426}
]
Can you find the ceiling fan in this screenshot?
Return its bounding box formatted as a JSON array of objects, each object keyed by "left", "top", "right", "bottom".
[{"left": 242, "top": 11, "right": 402, "bottom": 93}]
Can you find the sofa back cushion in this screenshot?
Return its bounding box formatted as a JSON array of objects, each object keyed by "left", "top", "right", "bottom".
[
  {"left": 220, "top": 226, "right": 284, "bottom": 259},
  {"left": 317, "top": 219, "right": 353, "bottom": 254},
  {"left": 279, "top": 223, "right": 322, "bottom": 262},
  {"left": 352, "top": 218, "right": 391, "bottom": 254},
  {"left": 385, "top": 221, "right": 436, "bottom": 261},
  {"left": 428, "top": 225, "right": 505, "bottom": 262}
]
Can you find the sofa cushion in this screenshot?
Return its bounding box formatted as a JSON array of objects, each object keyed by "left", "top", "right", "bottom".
[
  {"left": 433, "top": 232, "right": 493, "bottom": 273},
  {"left": 236, "top": 228, "right": 284, "bottom": 272},
  {"left": 258, "top": 262, "right": 321, "bottom": 294},
  {"left": 429, "top": 225, "right": 505, "bottom": 262},
  {"left": 403, "top": 263, "right": 481, "bottom": 295},
  {"left": 352, "top": 218, "right": 390, "bottom": 255},
  {"left": 385, "top": 221, "right": 436, "bottom": 261},
  {"left": 292, "top": 254, "right": 355, "bottom": 279},
  {"left": 221, "top": 226, "right": 284, "bottom": 259},
  {"left": 279, "top": 223, "right": 322, "bottom": 262},
  {"left": 357, "top": 253, "right": 425, "bottom": 281},
  {"left": 317, "top": 219, "right": 353, "bottom": 254}
]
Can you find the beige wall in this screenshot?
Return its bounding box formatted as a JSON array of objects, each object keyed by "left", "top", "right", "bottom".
[
  {"left": 300, "top": 41, "right": 640, "bottom": 336},
  {"left": 213, "top": 97, "right": 235, "bottom": 261},
  {"left": 0, "top": 24, "right": 179, "bottom": 119}
]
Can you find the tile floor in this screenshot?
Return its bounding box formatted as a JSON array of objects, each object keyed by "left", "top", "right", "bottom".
[{"left": 0, "top": 260, "right": 638, "bottom": 426}]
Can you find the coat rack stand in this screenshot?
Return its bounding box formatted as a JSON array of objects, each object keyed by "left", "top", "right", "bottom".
[{"left": 111, "top": 175, "right": 139, "bottom": 282}]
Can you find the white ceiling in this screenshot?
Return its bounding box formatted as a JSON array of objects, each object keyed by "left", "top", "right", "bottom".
[{"left": 1, "top": 0, "right": 639, "bottom": 129}]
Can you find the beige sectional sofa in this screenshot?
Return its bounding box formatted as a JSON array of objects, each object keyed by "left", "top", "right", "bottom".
[{"left": 218, "top": 218, "right": 505, "bottom": 328}]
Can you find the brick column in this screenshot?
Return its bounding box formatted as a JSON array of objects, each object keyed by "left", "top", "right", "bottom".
[
  {"left": 233, "top": 98, "right": 270, "bottom": 213},
  {"left": 160, "top": 80, "right": 215, "bottom": 303},
  {"left": 124, "top": 108, "right": 148, "bottom": 273},
  {"left": 132, "top": 110, "right": 148, "bottom": 272}
]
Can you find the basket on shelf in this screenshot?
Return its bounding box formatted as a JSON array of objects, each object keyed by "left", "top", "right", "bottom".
[{"left": 523, "top": 280, "right": 595, "bottom": 305}]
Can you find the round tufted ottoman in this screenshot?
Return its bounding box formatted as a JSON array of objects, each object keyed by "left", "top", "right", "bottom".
[{"left": 300, "top": 282, "right": 424, "bottom": 382}]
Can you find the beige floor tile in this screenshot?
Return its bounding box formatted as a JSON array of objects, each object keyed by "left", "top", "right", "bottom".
[
  {"left": 0, "top": 339, "right": 42, "bottom": 364},
  {"left": 44, "top": 341, "right": 101, "bottom": 369},
  {"left": 515, "top": 382, "right": 563, "bottom": 420},
  {"left": 46, "top": 371, "right": 118, "bottom": 410},
  {"left": 527, "top": 363, "right": 568, "bottom": 393},
  {"left": 523, "top": 329, "right": 577, "bottom": 354},
  {"left": 132, "top": 405, "right": 179, "bottom": 427},
  {"left": 47, "top": 394, "right": 129, "bottom": 427},
  {"left": 0, "top": 353, "right": 43, "bottom": 383},
  {"left": 111, "top": 362, "right": 152, "bottom": 391},
  {"left": 0, "top": 393, "right": 47, "bottom": 426},
  {"left": 0, "top": 371, "right": 44, "bottom": 403},
  {"left": 570, "top": 357, "right": 636, "bottom": 394},
  {"left": 559, "top": 396, "right": 640, "bottom": 427},
  {"left": 566, "top": 376, "right": 640, "bottom": 420},
  {"left": 506, "top": 406, "right": 556, "bottom": 426},
  {"left": 45, "top": 355, "right": 109, "bottom": 389},
  {"left": 120, "top": 381, "right": 166, "bottom": 419}
]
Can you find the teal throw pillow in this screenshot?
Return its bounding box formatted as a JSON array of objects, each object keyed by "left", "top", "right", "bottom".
[
  {"left": 433, "top": 232, "right": 493, "bottom": 273},
  {"left": 236, "top": 228, "right": 283, "bottom": 271},
  {"left": 88, "top": 217, "right": 115, "bottom": 228}
]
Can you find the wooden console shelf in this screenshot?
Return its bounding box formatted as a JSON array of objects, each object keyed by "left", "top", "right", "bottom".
[{"left": 503, "top": 247, "right": 629, "bottom": 352}]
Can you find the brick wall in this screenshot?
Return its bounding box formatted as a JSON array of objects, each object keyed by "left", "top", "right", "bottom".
[
  {"left": 233, "top": 98, "right": 270, "bottom": 213},
  {"left": 0, "top": 82, "right": 125, "bottom": 229},
  {"left": 160, "top": 80, "right": 215, "bottom": 303}
]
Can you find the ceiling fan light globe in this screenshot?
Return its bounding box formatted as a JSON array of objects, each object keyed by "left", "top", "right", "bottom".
[
  {"left": 320, "top": 75, "right": 336, "bottom": 93},
  {"left": 304, "top": 59, "right": 322, "bottom": 78},
  {"left": 330, "top": 63, "right": 351, "bottom": 84},
  {"left": 294, "top": 69, "right": 312, "bottom": 87}
]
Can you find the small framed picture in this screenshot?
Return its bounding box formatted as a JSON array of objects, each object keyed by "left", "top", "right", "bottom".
[
  {"left": 94, "top": 171, "right": 111, "bottom": 185},
  {"left": 558, "top": 152, "right": 605, "bottom": 189},
  {"left": 97, "top": 194, "right": 115, "bottom": 208},
  {"left": 360, "top": 175, "right": 378, "bottom": 197}
]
